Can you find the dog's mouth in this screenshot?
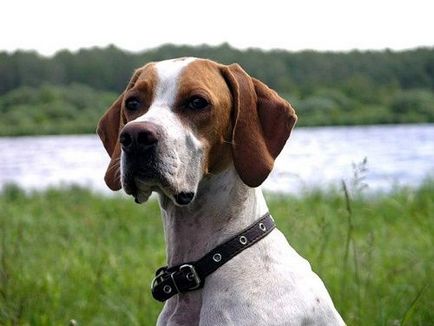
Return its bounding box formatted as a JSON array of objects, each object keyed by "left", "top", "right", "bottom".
[
  {"left": 123, "top": 176, "right": 153, "bottom": 204},
  {"left": 122, "top": 168, "right": 161, "bottom": 203},
  {"left": 121, "top": 144, "right": 201, "bottom": 206},
  {"left": 122, "top": 152, "right": 161, "bottom": 201},
  {"left": 122, "top": 168, "right": 196, "bottom": 206}
]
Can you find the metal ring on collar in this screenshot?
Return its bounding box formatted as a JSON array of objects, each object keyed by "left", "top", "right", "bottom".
[{"left": 213, "top": 253, "right": 222, "bottom": 262}]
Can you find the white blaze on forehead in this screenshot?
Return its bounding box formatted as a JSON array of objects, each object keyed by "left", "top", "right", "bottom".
[
  {"left": 153, "top": 57, "right": 197, "bottom": 107},
  {"left": 132, "top": 57, "right": 197, "bottom": 124}
]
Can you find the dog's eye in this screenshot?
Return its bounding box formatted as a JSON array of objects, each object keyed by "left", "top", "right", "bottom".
[
  {"left": 187, "top": 96, "right": 209, "bottom": 110},
  {"left": 125, "top": 97, "right": 141, "bottom": 111}
]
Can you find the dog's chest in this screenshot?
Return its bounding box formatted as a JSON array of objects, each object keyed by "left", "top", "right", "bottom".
[{"left": 159, "top": 230, "right": 343, "bottom": 325}]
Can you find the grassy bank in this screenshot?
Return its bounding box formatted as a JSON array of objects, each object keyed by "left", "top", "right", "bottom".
[{"left": 1, "top": 183, "right": 433, "bottom": 325}]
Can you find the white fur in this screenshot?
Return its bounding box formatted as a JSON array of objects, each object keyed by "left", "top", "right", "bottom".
[
  {"left": 157, "top": 166, "right": 345, "bottom": 325},
  {"left": 153, "top": 57, "right": 197, "bottom": 108}
]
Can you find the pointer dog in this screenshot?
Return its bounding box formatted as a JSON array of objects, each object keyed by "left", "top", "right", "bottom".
[{"left": 97, "top": 58, "right": 345, "bottom": 325}]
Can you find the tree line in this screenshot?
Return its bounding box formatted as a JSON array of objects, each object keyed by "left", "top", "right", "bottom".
[{"left": 0, "top": 44, "right": 433, "bottom": 135}]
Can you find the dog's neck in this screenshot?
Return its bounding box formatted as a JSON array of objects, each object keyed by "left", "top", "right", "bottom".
[{"left": 158, "top": 165, "right": 269, "bottom": 267}]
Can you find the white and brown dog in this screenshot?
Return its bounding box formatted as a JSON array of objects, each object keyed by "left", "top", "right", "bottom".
[{"left": 97, "top": 58, "right": 345, "bottom": 325}]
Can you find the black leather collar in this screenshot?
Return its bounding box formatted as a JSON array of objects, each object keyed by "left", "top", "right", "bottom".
[{"left": 151, "top": 213, "right": 275, "bottom": 302}]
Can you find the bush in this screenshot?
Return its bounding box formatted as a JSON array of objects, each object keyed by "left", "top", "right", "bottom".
[
  {"left": 390, "top": 89, "right": 434, "bottom": 121},
  {"left": 0, "top": 84, "right": 116, "bottom": 136}
]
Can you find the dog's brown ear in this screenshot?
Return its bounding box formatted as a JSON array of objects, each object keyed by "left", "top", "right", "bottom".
[
  {"left": 97, "top": 68, "right": 143, "bottom": 191},
  {"left": 97, "top": 94, "right": 124, "bottom": 191},
  {"left": 221, "top": 64, "right": 297, "bottom": 187},
  {"left": 97, "top": 94, "right": 123, "bottom": 157}
]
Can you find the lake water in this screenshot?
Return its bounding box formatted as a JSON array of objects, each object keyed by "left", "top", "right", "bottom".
[{"left": 1, "top": 124, "right": 433, "bottom": 194}]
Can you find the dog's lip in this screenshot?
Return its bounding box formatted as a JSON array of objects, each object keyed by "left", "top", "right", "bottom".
[
  {"left": 134, "top": 175, "right": 156, "bottom": 186},
  {"left": 124, "top": 175, "right": 156, "bottom": 192},
  {"left": 123, "top": 170, "right": 197, "bottom": 206},
  {"left": 122, "top": 177, "right": 155, "bottom": 203},
  {"left": 134, "top": 173, "right": 167, "bottom": 189},
  {"left": 123, "top": 168, "right": 158, "bottom": 189},
  {"left": 134, "top": 177, "right": 197, "bottom": 207}
]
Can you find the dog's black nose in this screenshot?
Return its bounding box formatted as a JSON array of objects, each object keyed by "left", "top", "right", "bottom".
[{"left": 120, "top": 122, "right": 159, "bottom": 153}]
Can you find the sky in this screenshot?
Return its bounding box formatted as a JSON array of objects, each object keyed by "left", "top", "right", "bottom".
[{"left": 1, "top": 0, "right": 433, "bottom": 56}]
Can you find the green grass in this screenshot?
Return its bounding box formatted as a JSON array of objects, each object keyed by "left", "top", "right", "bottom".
[{"left": 1, "top": 182, "right": 433, "bottom": 325}]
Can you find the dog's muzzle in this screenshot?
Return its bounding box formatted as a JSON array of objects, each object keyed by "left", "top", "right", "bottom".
[
  {"left": 119, "top": 121, "right": 197, "bottom": 206},
  {"left": 120, "top": 121, "right": 161, "bottom": 199}
]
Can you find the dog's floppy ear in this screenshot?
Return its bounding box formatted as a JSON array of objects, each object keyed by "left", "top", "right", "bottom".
[
  {"left": 97, "top": 94, "right": 124, "bottom": 190},
  {"left": 97, "top": 68, "right": 143, "bottom": 190},
  {"left": 221, "top": 64, "right": 297, "bottom": 187}
]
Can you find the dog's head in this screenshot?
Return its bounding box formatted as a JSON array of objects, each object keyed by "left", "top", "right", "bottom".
[{"left": 97, "top": 58, "right": 297, "bottom": 205}]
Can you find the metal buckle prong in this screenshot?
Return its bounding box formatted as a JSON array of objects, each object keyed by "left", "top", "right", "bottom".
[
  {"left": 180, "top": 264, "right": 201, "bottom": 290},
  {"left": 170, "top": 272, "right": 182, "bottom": 293}
]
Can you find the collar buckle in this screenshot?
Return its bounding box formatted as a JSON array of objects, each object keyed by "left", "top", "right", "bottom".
[
  {"left": 151, "top": 264, "right": 202, "bottom": 301},
  {"left": 179, "top": 264, "right": 201, "bottom": 291}
]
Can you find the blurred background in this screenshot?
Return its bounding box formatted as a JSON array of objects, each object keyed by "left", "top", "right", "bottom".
[{"left": 0, "top": 0, "right": 433, "bottom": 325}]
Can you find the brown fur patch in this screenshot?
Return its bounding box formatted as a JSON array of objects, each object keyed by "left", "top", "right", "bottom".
[
  {"left": 173, "top": 59, "right": 234, "bottom": 175},
  {"left": 97, "top": 63, "right": 158, "bottom": 190},
  {"left": 220, "top": 64, "right": 297, "bottom": 187},
  {"left": 123, "top": 64, "right": 157, "bottom": 122}
]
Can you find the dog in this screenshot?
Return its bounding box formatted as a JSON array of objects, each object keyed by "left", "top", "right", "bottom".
[{"left": 97, "top": 57, "right": 345, "bottom": 325}]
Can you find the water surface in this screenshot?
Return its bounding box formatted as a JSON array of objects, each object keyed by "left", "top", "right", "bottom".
[{"left": 1, "top": 124, "right": 433, "bottom": 194}]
